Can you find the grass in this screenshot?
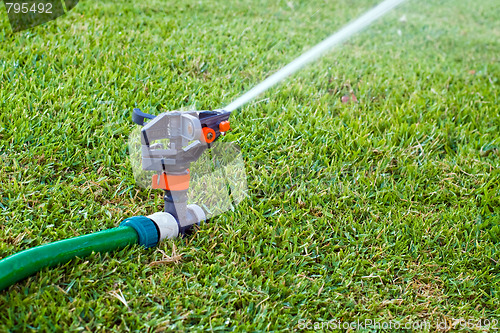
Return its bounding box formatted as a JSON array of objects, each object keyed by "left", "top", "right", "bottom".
[{"left": 0, "top": 0, "right": 499, "bottom": 331}]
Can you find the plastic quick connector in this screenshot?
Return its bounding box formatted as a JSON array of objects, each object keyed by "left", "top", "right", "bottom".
[
  {"left": 147, "top": 212, "right": 179, "bottom": 241},
  {"left": 120, "top": 216, "right": 159, "bottom": 248}
]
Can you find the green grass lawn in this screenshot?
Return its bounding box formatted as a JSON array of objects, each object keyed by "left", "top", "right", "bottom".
[{"left": 0, "top": 0, "right": 499, "bottom": 331}]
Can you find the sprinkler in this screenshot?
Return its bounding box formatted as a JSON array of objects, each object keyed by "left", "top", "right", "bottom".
[
  {"left": 129, "top": 108, "right": 233, "bottom": 236},
  {"left": 0, "top": 0, "right": 407, "bottom": 291}
]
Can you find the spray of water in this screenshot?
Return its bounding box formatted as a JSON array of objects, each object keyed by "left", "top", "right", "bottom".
[{"left": 224, "top": 0, "right": 407, "bottom": 112}]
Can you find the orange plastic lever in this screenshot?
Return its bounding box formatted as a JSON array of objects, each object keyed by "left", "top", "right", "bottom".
[{"left": 152, "top": 172, "right": 190, "bottom": 191}]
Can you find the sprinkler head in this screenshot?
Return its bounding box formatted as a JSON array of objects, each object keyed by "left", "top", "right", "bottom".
[{"left": 130, "top": 108, "right": 239, "bottom": 234}]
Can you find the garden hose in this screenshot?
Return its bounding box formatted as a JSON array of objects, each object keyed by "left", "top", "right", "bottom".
[{"left": 0, "top": 213, "right": 183, "bottom": 291}]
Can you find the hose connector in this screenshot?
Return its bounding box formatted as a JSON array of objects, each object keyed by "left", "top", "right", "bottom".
[
  {"left": 147, "top": 212, "right": 179, "bottom": 240},
  {"left": 120, "top": 216, "right": 159, "bottom": 248},
  {"left": 148, "top": 205, "right": 205, "bottom": 238}
]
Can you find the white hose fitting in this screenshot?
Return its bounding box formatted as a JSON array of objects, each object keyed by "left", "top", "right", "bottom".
[
  {"left": 148, "top": 205, "right": 206, "bottom": 240},
  {"left": 187, "top": 204, "right": 206, "bottom": 224},
  {"left": 147, "top": 212, "right": 179, "bottom": 240}
]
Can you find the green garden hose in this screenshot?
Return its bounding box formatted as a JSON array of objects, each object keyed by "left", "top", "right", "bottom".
[
  {"left": 0, "top": 226, "right": 139, "bottom": 291},
  {"left": 0, "top": 213, "right": 182, "bottom": 291}
]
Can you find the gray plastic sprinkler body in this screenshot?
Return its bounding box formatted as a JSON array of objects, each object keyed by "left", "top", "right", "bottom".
[
  {"left": 131, "top": 108, "right": 232, "bottom": 235},
  {"left": 0, "top": 0, "right": 406, "bottom": 291}
]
